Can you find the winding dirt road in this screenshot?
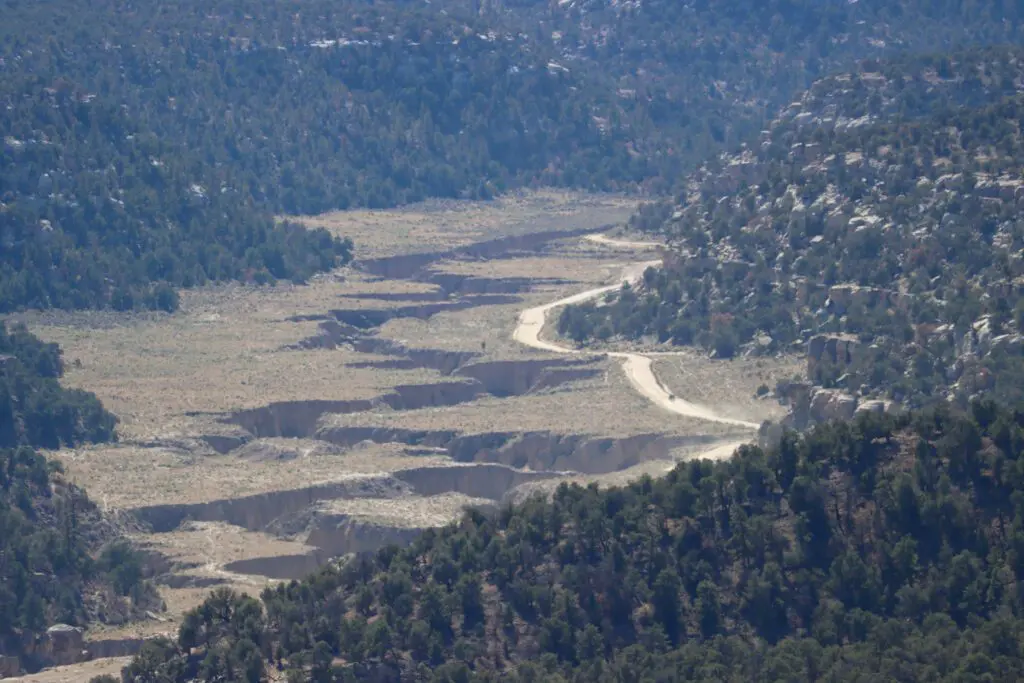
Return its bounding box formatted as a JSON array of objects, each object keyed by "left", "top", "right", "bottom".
[{"left": 513, "top": 234, "right": 761, "bottom": 432}]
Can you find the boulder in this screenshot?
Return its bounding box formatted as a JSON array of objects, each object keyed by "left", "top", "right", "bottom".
[
  {"left": 43, "top": 624, "right": 86, "bottom": 665},
  {"left": 809, "top": 388, "right": 858, "bottom": 423},
  {"left": 855, "top": 399, "right": 900, "bottom": 415}
]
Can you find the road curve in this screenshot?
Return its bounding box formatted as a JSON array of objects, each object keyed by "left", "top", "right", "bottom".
[{"left": 513, "top": 235, "right": 760, "bottom": 431}]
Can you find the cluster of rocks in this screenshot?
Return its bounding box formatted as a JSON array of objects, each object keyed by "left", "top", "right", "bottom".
[
  {"left": 1, "top": 624, "right": 89, "bottom": 676},
  {"left": 775, "top": 380, "right": 900, "bottom": 430}
]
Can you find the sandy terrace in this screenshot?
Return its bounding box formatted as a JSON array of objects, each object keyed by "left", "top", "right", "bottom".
[
  {"left": 511, "top": 438, "right": 748, "bottom": 500},
  {"left": 320, "top": 371, "right": 740, "bottom": 440},
  {"left": 136, "top": 521, "right": 314, "bottom": 573},
  {"left": 30, "top": 282, "right": 452, "bottom": 441},
  {"left": 58, "top": 442, "right": 444, "bottom": 509}
]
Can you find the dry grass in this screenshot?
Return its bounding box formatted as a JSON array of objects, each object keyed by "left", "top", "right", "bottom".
[
  {"left": 320, "top": 371, "right": 739, "bottom": 440},
  {"left": 8, "top": 192, "right": 804, "bottom": 665},
  {"left": 30, "top": 277, "right": 442, "bottom": 441},
  {"left": 652, "top": 352, "right": 803, "bottom": 424},
  {"left": 291, "top": 190, "right": 636, "bottom": 258},
  {"left": 24, "top": 193, "right": 636, "bottom": 442},
  {"left": 136, "top": 521, "right": 313, "bottom": 573},
  {"left": 383, "top": 250, "right": 658, "bottom": 358},
  {"left": 58, "top": 442, "right": 445, "bottom": 508}
]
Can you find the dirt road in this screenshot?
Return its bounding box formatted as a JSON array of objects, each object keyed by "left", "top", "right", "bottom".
[{"left": 513, "top": 235, "right": 761, "bottom": 431}]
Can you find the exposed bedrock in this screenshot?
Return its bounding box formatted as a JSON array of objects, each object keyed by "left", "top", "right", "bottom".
[{"left": 356, "top": 225, "right": 611, "bottom": 279}]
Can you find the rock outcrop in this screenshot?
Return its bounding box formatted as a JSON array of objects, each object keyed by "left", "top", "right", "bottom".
[
  {"left": 806, "top": 334, "right": 862, "bottom": 378},
  {"left": 778, "top": 382, "right": 901, "bottom": 429}
]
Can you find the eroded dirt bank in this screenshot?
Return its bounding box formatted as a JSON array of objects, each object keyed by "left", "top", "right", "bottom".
[{"left": 222, "top": 357, "right": 602, "bottom": 438}]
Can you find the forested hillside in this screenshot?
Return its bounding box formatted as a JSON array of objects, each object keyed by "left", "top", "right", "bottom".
[
  {"left": 0, "top": 324, "right": 154, "bottom": 675},
  {"left": 113, "top": 401, "right": 1024, "bottom": 682},
  {"left": 3, "top": 0, "right": 1023, "bottom": 312},
  {"left": 0, "top": 321, "right": 116, "bottom": 448},
  {"left": 465, "top": 0, "right": 1024, "bottom": 181},
  {"left": 561, "top": 47, "right": 1024, "bottom": 409},
  {"left": 0, "top": 78, "right": 353, "bottom": 312}
]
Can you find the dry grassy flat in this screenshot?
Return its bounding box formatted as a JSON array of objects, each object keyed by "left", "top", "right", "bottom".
[
  {"left": 61, "top": 442, "right": 442, "bottom": 508},
  {"left": 320, "top": 373, "right": 739, "bottom": 439},
  {"left": 28, "top": 279, "right": 442, "bottom": 442},
  {"left": 291, "top": 190, "right": 636, "bottom": 257},
  {"left": 652, "top": 352, "right": 804, "bottom": 425},
  {"left": 12, "top": 191, "right": 808, "bottom": 677},
  {"left": 384, "top": 256, "right": 647, "bottom": 354},
  {"left": 24, "top": 193, "right": 634, "bottom": 442}
]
